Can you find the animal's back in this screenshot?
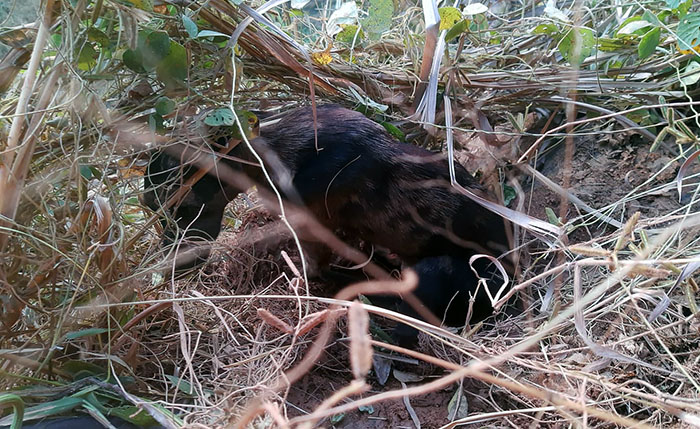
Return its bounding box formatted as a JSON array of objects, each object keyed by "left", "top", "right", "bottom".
[
  {"left": 143, "top": 104, "right": 513, "bottom": 339},
  {"left": 250, "top": 104, "right": 509, "bottom": 264}
]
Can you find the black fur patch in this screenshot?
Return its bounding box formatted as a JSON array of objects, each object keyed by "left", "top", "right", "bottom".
[{"left": 143, "top": 104, "right": 513, "bottom": 341}]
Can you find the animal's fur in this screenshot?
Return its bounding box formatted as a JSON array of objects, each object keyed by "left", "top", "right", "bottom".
[{"left": 143, "top": 104, "right": 512, "bottom": 340}]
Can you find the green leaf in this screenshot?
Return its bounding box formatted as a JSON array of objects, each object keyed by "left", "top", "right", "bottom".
[
  {"left": 335, "top": 25, "right": 364, "bottom": 43},
  {"left": 650, "top": 126, "right": 667, "bottom": 152},
  {"left": 123, "top": 0, "right": 153, "bottom": 11},
  {"left": 677, "top": 0, "right": 692, "bottom": 17},
  {"left": 204, "top": 109, "right": 259, "bottom": 140},
  {"left": 122, "top": 48, "right": 145, "bottom": 73},
  {"left": 46, "top": 117, "right": 70, "bottom": 129},
  {"left": 136, "top": 29, "right": 151, "bottom": 52},
  {"left": 148, "top": 113, "right": 165, "bottom": 133},
  {"left": 658, "top": 10, "right": 672, "bottom": 22},
  {"left": 0, "top": 397, "right": 85, "bottom": 426},
  {"left": 65, "top": 327, "right": 109, "bottom": 340},
  {"left": 638, "top": 27, "right": 660, "bottom": 59},
  {"left": 195, "top": 30, "right": 230, "bottom": 39},
  {"left": 79, "top": 165, "right": 94, "bottom": 180},
  {"left": 677, "top": 12, "right": 700, "bottom": 52},
  {"left": 155, "top": 96, "right": 176, "bottom": 116},
  {"left": 358, "top": 405, "right": 374, "bottom": 414},
  {"left": 82, "top": 73, "right": 116, "bottom": 81},
  {"left": 155, "top": 41, "right": 188, "bottom": 88},
  {"left": 681, "top": 61, "right": 700, "bottom": 86},
  {"left": 182, "top": 15, "right": 198, "bottom": 38},
  {"left": 204, "top": 108, "right": 235, "bottom": 126},
  {"left": 165, "top": 375, "right": 196, "bottom": 395},
  {"left": 81, "top": 399, "right": 111, "bottom": 425},
  {"left": 532, "top": 23, "right": 559, "bottom": 36},
  {"left": 330, "top": 413, "right": 345, "bottom": 424},
  {"left": 0, "top": 394, "right": 24, "bottom": 429},
  {"left": 361, "top": 0, "right": 394, "bottom": 39},
  {"left": 503, "top": 184, "right": 516, "bottom": 206},
  {"left": 233, "top": 110, "right": 259, "bottom": 139},
  {"left": 381, "top": 122, "right": 404, "bottom": 141},
  {"left": 545, "top": 207, "right": 562, "bottom": 226},
  {"left": 86, "top": 27, "right": 110, "bottom": 47},
  {"left": 109, "top": 405, "right": 160, "bottom": 427},
  {"left": 142, "top": 31, "right": 171, "bottom": 69},
  {"left": 658, "top": 95, "right": 668, "bottom": 121},
  {"left": 641, "top": 11, "right": 661, "bottom": 27},
  {"left": 558, "top": 27, "right": 595, "bottom": 65},
  {"left": 50, "top": 33, "right": 62, "bottom": 48},
  {"left": 77, "top": 42, "right": 98, "bottom": 71},
  {"left": 438, "top": 7, "right": 462, "bottom": 31},
  {"left": 62, "top": 360, "right": 108, "bottom": 380},
  {"left": 598, "top": 37, "right": 633, "bottom": 52},
  {"left": 447, "top": 389, "right": 469, "bottom": 420},
  {"left": 665, "top": 0, "right": 681, "bottom": 7},
  {"left": 470, "top": 14, "right": 488, "bottom": 32},
  {"left": 616, "top": 19, "right": 653, "bottom": 36},
  {"left": 445, "top": 19, "right": 469, "bottom": 42}
]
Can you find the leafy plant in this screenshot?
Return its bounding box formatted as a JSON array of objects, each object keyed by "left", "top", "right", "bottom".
[
  {"left": 362, "top": 0, "right": 394, "bottom": 39},
  {"left": 122, "top": 30, "right": 188, "bottom": 89},
  {"left": 532, "top": 21, "right": 596, "bottom": 65},
  {"left": 442, "top": 3, "right": 490, "bottom": 42}
]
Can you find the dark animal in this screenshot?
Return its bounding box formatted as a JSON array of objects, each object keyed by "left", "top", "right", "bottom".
[
  {"left": 393, "top": 254, "right": 507, "bottom": 344},
  {"left": 142, "top": 104, "right": 512, "bottom": 341},
  {"left": 4, "top": 416, "right": 160, "bottom": 429}
]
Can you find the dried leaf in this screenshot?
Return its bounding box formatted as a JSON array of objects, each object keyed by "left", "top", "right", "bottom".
[
  {"left": 401, "top": 381, "right": 421, "bottom": 429},
  {"left": 257, "top": 308, "right": 293, "bottom": 334},
  {"left": 454, "top": 181, "right": 561, "bottom": 238},
  {"left": 675, "top": 149, "right": 700, "bottom": 201},
  {"left": 297, "top": 309, "right": 340, "bottom": 336},
  {"left": 373, "top": 355, "right": 391, "bottom": 385},
  {"left": 649, "top": 261, "right": 700, "bottom": 322},
  {"left": 626, "top": 265, "right": 671, "bottom": 278},
  {"left": 469, "top": 254, "right": 510, "bottom": 306},
  {"left": 614, "top": 211, "right": 640, "bottom": 253},
  {"left": 393, "top": 369, "right": 424, "bottom": 383},
  {"left": 327, "top": 2, "right": 359, "bottom": 36},
  {"left": 568, "top": 245, "right": 611, "bottom": 257},
  {"left": 447, "top": 388, "right": 469, "bottom": 420},
  {"left": 463, "top": 3, "right": 488, "bottom": 15},
  {"left": 573, "top": 266, "right": 672, "bottom": 375},
  {"left": 348, "top": 301, "right": 372, "bottom": 380},
  {"left": 91, "top": 195, "right": 113, "bottom": 240}
]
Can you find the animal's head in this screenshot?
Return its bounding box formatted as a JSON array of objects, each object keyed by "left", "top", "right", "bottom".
[
  {"left": 142, "top": 147, "right": 234, "bottom": 247},
  {"left": 140, "top": 108, "right": 260, "bottom": 268}
]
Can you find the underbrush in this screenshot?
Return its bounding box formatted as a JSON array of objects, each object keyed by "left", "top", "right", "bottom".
[{"left": 1, "top": 0, "right": 700, "bottom": 427}]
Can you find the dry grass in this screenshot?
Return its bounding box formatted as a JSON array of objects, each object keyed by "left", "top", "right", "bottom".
[{"left": 1, "top": 0, "right": 700, "bottom": 428}]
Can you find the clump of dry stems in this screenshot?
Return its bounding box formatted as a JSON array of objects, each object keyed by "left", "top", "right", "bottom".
[{"left": 1, "top": 0, "right": 699, "bottom": 428}]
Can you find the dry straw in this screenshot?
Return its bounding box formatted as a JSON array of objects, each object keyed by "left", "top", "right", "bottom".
[{"left": 1, "top": 0, "right": 700, "bottom": 427}]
